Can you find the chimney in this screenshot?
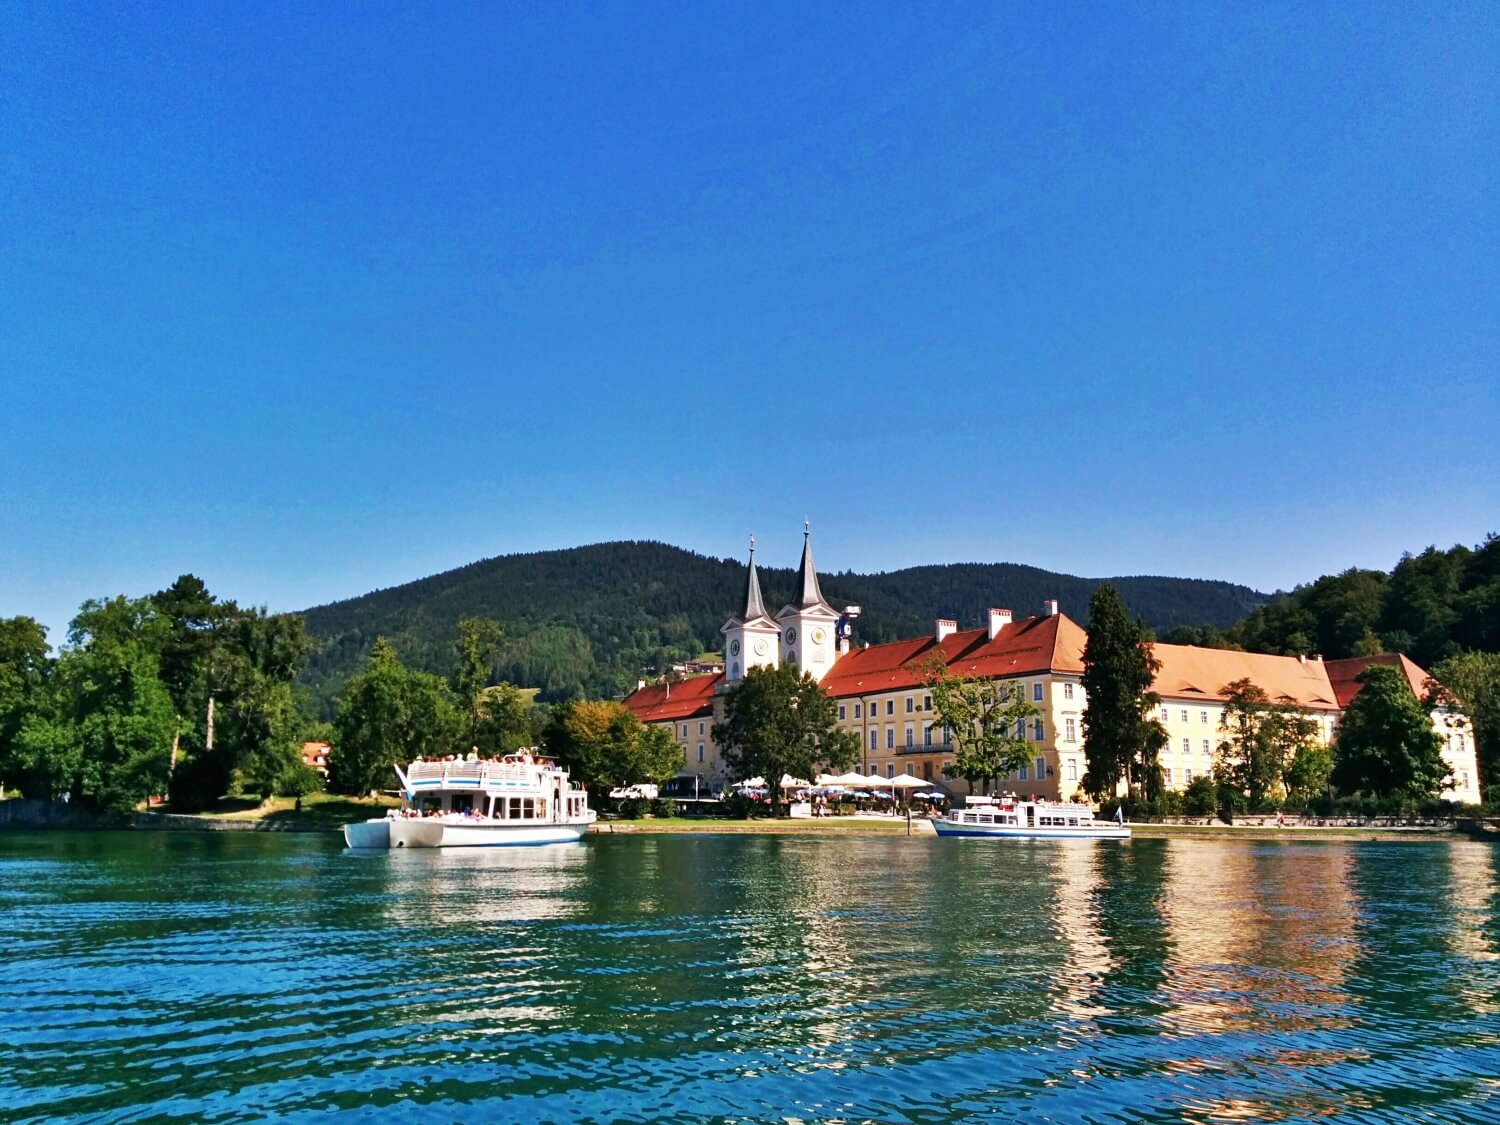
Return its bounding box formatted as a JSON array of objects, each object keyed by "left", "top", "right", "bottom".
[
  {"left": 935, "top": 618, "right": 957, "bottom": 643},
  {"left": 1043, "top": 599, "right": 1059, "bottom": 617},
  {"left": 664, "top": 681, "right": 671, "bottom": 699},
  {"left": 987, "top": 608, "right": 1012, "bottom": 640},
  {"left": 637, "top": 679, "right": 646, "bottom": 691}
]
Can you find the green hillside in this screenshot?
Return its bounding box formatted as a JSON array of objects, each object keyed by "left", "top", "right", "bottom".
[{"left": 298, "top": 541, "right": 1266, "bottom": 715}]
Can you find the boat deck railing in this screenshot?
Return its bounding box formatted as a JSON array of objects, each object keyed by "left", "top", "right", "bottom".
[{"left": 407, "top": 759, "right": 546, "bottom": 788}]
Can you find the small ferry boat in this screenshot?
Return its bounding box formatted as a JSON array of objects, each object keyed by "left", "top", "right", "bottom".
[
  {"left": 343, "top": 751, "right": 596, "bottom": 848},
  {"left": 933, "top": 795, "right": 1129, "bottom": 840}
]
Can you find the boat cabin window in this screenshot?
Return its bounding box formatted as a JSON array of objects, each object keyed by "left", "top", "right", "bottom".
[{"left": 1067, "top": 818, "right": 1079, "bottom": 827}]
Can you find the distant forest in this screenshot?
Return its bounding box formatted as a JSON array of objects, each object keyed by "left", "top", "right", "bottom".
[
  {"left": 1162, "top": 535, "right": 1500, "bottom": 671},
  {"left": 297, "top": 541, "right": 1267, "bottom": 716}
]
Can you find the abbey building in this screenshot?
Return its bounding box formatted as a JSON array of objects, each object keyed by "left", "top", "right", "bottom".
[{"left": 622, "top": 531, "right": 1482, "bottom": 805}]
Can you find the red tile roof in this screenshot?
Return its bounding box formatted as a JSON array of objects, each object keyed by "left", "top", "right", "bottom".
[
  {"left": 622, "top": 673, "right": 722, "bottom": 723},
  {"left": 1148, "top": 644, "right": 1342, "bottom": 710},
  {"left": 1323, "top": 654, "right": 1435, "bottom": 708},
  {"left": 816, "top": 614, "right": 1086, "bottom": 699}
]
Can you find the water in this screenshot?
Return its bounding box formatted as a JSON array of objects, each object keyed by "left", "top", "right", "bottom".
[{"left": 2, "top": 831, "right": 1498, "bottom": 1124}]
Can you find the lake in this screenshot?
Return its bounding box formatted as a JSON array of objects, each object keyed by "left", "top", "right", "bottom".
[{"left": 2, "top": 830, "right": 1498, "bottom": 1123}]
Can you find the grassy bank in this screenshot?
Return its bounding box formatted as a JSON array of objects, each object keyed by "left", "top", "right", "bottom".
[
  {"left": 592, "top": 816, "right": 933, "bottom": 835},
  {"left": 172, "top": 792, "right": 399, "bottom": 831},
  {"left": 1126, "top": 822, "right": 1458, "bottom": 842}
]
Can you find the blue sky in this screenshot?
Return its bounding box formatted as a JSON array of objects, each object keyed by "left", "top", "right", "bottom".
[{"left": 3, "top": 3, "right": 1496, "bottom": 644}]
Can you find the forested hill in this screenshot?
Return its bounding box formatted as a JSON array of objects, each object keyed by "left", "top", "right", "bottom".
[{"left": 298, "top": 541, "right": 1266, "bottom": 715}]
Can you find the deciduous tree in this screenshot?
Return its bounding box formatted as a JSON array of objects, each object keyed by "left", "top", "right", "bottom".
[
  {"left": 1430, "top": 651, "right": 1500, "bottom": 802},
  {"left": 909, "top": 652, "right": 1038, "bottom": 794},
  {"left": 329, "top": 639, "right": 461, "bottom": 794},
  {"left": 1332, "top": 664, "right": 1447, "bottom": 800},
  {"left": 540, "top": 699, "right": 682, "bottom": 790},
  {"left": 711, "top": 664, "right": 857, "bottom": 817}
]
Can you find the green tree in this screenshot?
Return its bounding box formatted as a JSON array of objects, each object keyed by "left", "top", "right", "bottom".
[
  {"left": 1430, "top": 651, "right": 1500, "bottom": 802},
  {"left": 58, "top": 598, "right": 176, "bottom": 812},
  {"left": 1081, "top": 584, "right": 1167, "bottom": 800},
  {"left": 473, "top": 682, "right": 535, "bottom": 757},
  {"left": 1212, "top": 680, "right": 1275, "bottom": 811},
  {"left": 329, "top": 639, "right": 461, "bottom": 794},
  {"left": 1182, "top": 775, "right": 1217, "bottom": 816},
  {"left": 711, "top": 664, "right": 858, "bottom": 817},
  {"left": 1331, "top": 664, "right": 1447, "bottom": 801},
  {"left": 1284, "top": 742, "right": 1333, "bottom": 805},
  {"left": 539, "top": 699, "right": 683, "bottom": 791},
  {"left": 0, "top": 616, "right": 53, "bottom": 794},
  {"left": 910, "top": 653, "right": 1039, "bottom": 794},
  {"left": 451, "top": 617, "right": 505, "bottom": 746}
]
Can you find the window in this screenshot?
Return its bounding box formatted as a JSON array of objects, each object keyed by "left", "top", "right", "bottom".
[
  {"left": 1184, "top": 768, "right": 1193, "bottom": 783},
  {"left": 1182, "top": 738, "right": 1190, "bottom": 754},
  {"left": 942, "top": 760, "right": 953, "bottom": 777},
  {"left": 1015, "top": 718, "right": 1026, "bottom": 738},
  {"left": 1033, "top": 719, "right": 1045, "bottom": 741},
  {"left": 838, "top": 705, "right": 846, "bottom": 721},
  {"left": 904, "top": 724, "right": 914, "bottom": 748},
  {"left": 1202, "top": 739, "right": 1210, "bottom": 756},
  {"left": 1181, "top": 710, "right": 1189, "bottom": 723},
  {"left": 1032, "top": 683, "right": 1044, "bottom": 702},
  {"left": 1018, "top": 764, "right": 1029, "bottom": 781},
  {"left": 1064, "top": 683, "right": 1074, "bottom": 700},
  {"left": 1164, "top": 767, "right": 1173, "bottom": 785},
  {"left": 1065, "top": 718, "right": 1077, "bottom": 743},
  {"left": 697, "top": 744, "right": 704, "bottom": 762},
  {"left": 869, "top": 730, "right": 878, "bottom": 750},
  {"left": 1161, "top": 707, "right": 1170, "bottom": 723},
  {"left": 698, "top": 722, "right": 705, "bottom": 736},
  {"left": 886, "top": 699, "right": 894, "bottom": 716},
  {"left": 1034, "top": 756, "right": 1046, "bottom": 778},
  {"left": 906, "top": 697, "right": 914, "bottom": 714},
  {"left": 886, "top": 763, "right": 895, "bottom": 778},
  {"left": 942, "top": 725, "right": 952, "bottom": 747},
  {"left": 923, "top": 725, "right": 932, "bottom": 747},
  {"left": 923, "top": 695, "right": 932, "bottom": 711},
  {"left": 854, "top": 703, "right": 862, "bottom": 718},
  {"left": 886, "top": 727, "right": 895, "bottom": 749},
  {"left": 680, "top": 724, "right": 687, "bottom": 738},
  {"left": 1066, "top": 759, "right": 1077, "bottom": 781},
  {"left": 1200, "top": 711, "right": 1209, "bottom": 724}
]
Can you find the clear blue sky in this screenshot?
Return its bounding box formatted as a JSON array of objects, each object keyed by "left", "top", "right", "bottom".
[{"left": 3, "top": 3, "right": 1496, "bottom": 643}]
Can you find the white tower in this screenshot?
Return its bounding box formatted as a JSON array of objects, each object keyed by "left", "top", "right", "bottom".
[
  {"left": 776, "top": 522, "right": 841, "bottom": 683},
  {"left": 721, "top": 536, "right": 779, "bottom": 683}
]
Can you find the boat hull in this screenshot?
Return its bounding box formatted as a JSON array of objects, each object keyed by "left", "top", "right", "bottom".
[
  {"left": 933, "top": 819, "right": 1130, "bottom": 840},
  {"left": 343, "top": 817, "right": 593, "bottom": 849}
]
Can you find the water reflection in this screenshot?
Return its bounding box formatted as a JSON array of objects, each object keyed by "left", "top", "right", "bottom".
[{"left": 2, "top": 831, "right": 1500, "bottom": 1123}]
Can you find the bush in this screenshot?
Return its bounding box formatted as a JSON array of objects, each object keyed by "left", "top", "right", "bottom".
[
  {"left": 722, "top": 792, "right": 762, "bottom": 819},
  {"left": 277, "top": 764, "right": 324, "bottom": 799},
  {"left": 1182, "top": 777, "right": 1217, "bottom": 816},
  {"left": 649, "top": 798, "right": 677, "bottom": 818}
]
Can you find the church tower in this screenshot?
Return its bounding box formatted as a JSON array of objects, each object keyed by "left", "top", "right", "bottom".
[
  {"left": 776, "top": 522, "right": 841, "bottom": 683},
  {"left": 721, "top": 537, "right": 779, "bottom": 683}
]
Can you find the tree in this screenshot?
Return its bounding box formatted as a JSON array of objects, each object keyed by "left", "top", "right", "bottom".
[
  {"left": 57, "top": 598, "right": 176, "bottom": 812},
  {"left": 0, "top": 616, "right": 52, "bottom": 794},
  {"left": 1284, "top": 743, "right": 1333, "bottom": 805},
  {"left": 1081, "top": 584, "right": 1167, "bottom": 800},
  {"left": 451, "top": 617, "right": 505, "bottom": 746},
  {"left": 473, "top": 682, "right": 535, "bottom": 757},
  {"left": 909, "top": 653, "right": 1039, "bottom": 794},
  {"left": 1430, "top": 651, "right": 1500, "bottom": 802},
  {"left": 328, "top": 639, "right": 461, "bottom": 794},
  {"left": 1331, "top": 664, "right": 1447, "bottom": 801},
  {"left": 1182, "top": 775, "right": 1217, "bottom": 816},
  {"left": 1213, "top": 680, "right": 1276, "bottom": 811},
  {"left": 539, "top": 700, "right": 683, "bottom": 791},
  {"left": 711, "top": 664, "right": 858, "bottom": 817}
]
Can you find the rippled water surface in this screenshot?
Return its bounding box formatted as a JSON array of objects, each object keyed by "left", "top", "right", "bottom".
[{"left": 3, "top": 831, "right": 1500, "bottom": 1123}]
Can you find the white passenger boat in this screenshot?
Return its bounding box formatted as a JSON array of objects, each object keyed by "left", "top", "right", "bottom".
[
  {"left": 343, "top": 752, "right": 596, "bottom": 848},
  {"left": 933, "top": 795, "right": 1129, "bottom": 839}
]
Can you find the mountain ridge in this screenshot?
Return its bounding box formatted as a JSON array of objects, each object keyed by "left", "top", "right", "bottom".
[{"left": 296, "top": 540, "right": 1267, "bottom": 715}]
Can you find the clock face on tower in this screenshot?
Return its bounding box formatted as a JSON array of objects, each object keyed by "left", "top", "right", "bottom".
[
  {"left": 730, "top": 640, "right": 740, "bottom": 656},
  {"left": 753, "top": 639, "right": 769, "bottom": 657},
  {"left": 785, "top": 627, "right": 797, "bottom": 644},
  {"left": 811, "top": 627, "right": 826, "bottom": 645}
]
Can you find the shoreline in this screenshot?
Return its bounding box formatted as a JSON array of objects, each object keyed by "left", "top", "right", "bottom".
[{"left": 3, "top": 799, "right": 1489, "bottom": 843}]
